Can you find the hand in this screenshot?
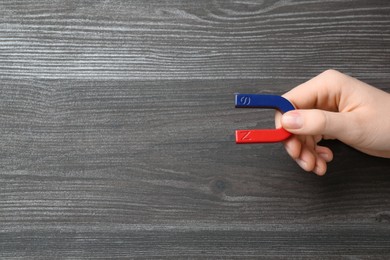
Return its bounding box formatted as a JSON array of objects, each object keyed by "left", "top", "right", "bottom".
[{"left": 276, "top": 69, "right": 390, "bottom": 176}]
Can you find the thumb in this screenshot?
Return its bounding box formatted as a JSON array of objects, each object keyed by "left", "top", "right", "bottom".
[{"left": 281, "top": 109, "right": 354, "bottom": 140}]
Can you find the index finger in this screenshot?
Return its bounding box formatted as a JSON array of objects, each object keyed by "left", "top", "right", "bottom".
[{"left": 282, "top": 69, "right": 352, "bottom": 112}]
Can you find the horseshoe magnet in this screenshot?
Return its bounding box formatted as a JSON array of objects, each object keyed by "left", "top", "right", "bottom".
[{"left": 235, "top": 94, "right": 295, "bottom": 143}]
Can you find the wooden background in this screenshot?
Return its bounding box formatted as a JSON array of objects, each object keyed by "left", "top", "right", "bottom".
[{"left": 1, "top": 0, "right": 390, "bottom": 258}]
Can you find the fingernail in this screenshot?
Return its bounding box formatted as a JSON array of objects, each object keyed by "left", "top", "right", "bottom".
[
  {"left": 318, "top": 153, "right": 329, "bottom": 161},
  {"left": 313, "top": 165, "right": 326, "bottom": 176},
  {"left": 282, "top": 111, "right": 303, "bottom": 129},
  {"left": 296, "top": 159, "right": 307, "bottom": 170}
]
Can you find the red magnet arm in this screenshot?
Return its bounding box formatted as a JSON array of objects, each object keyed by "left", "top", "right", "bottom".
[
  {"left": 235, "top": 94, "right": 295, "bottom": 144},
  {"left": 236, "top": 128, "right": 292, "bottom": 144}
]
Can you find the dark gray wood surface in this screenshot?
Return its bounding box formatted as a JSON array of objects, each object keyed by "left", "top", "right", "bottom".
[{"left": 1, "top": 0, "right": 390, "bottom": 258}]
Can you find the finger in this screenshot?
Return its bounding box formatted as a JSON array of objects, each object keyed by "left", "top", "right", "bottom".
[
  {"left": 275, "top": 110, "right": 282, "bottom": 128},
  {"left": 313, "top": 156, "right": 327, "bottom": 176},
  {"left": 315, "top": 145, "right": 333, "bottom": 162},
  {"left": 284, "top": 136, "right": 301, "bottom": 159},
  {"left": 282, "top": 69, "right": 351, "bottom": 111},
  {"left": 281, "top": 109, "right": 358, "bottom": 143},
  {"left": 303, "top": 135, "right": 316, "bottom": 150},
  {"left": 296, "top": 145, "right": 316, "bottom": 172},
  {"left": 314, "top": 135, "right": 322, "bottom": 143}
]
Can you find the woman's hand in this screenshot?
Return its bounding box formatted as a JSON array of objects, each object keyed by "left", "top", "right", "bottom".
[{"left": 276, "top": 69, "right": 390, "bottom": 176}]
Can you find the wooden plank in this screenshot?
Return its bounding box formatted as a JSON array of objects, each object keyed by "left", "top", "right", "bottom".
[
  {"left": 1, "top": 225, "right": 390, "bottom": 258},
  {"left": 0, "top": 0, "right": 389, "bottom": 80}
]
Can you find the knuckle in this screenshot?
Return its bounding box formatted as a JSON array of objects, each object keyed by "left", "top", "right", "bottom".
[
  {"left": 320, "top": 69, "right": 345, "bottom": 93},
  {"left": 311, "top": 110, "right": 328, "bottom": 134},
  {"left": 322, "top": 69, "right": 341, "bottom": 78}
]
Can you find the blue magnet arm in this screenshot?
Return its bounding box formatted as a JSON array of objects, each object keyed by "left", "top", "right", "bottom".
[{"left": 235, "top": 94, "right": 294, "bottom": 113}]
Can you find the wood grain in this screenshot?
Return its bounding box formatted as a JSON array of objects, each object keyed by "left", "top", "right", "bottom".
[
  {"left": 1, "top": 0, "right": 390, "bottom": 80},
  {"left": 0, "top": 0, "right": 390, "bottom": 258}
]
